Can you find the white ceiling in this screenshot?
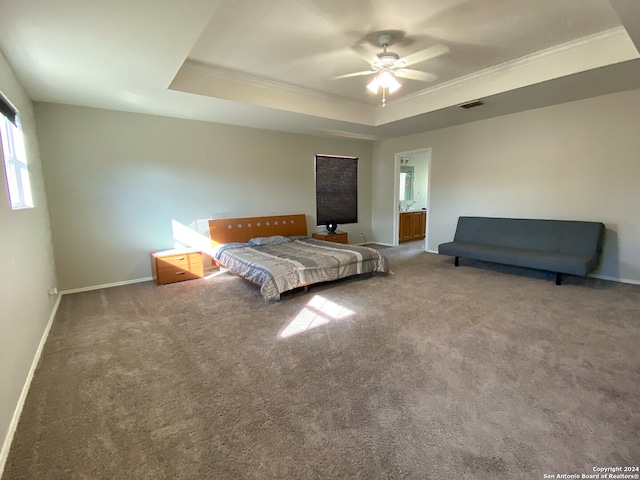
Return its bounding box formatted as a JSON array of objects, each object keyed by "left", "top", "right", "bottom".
[{"left": 0, "top": 0, "right": 639, "bottom": 140}]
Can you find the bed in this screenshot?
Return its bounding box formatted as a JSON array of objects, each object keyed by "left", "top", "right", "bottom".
[{"left": 208, "top": 214, "right": 389, "bottom": 301}]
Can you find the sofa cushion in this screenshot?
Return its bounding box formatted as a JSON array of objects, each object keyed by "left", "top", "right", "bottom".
[
  {"left": 512, "top": 249, "right": 596, "bottom": 276},
  {"left": 438, "top": 242, "right": 597, "bottom": 276},
  {"left": 438, "top": 241, "right": 516, "bottom": 265},
  {"left": 453, "top": 217, "right": 604, "bottom": 257}
]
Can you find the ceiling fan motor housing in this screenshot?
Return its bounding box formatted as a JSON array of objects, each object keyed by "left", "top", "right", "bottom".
[
  {"left": 377, "top": 51, "right": 400, "bottom": 65},
  {"left": 378, "top": 34, "right": 393, "bottom": 47},
  {"left": 374, "top": 34, "right": 401, "bottom": 69}
]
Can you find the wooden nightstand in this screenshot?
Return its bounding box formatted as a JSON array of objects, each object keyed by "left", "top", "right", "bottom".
[
  {"left": 312, "top": 231, "right": 348, "bottom": 244},
  {"left": 151, "top": 249, "right": 204, "bottom": 285}
]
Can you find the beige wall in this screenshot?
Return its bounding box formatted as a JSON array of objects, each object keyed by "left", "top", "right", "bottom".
[
  {"left": 373, "top": 89, "right": 640, "bottom": 283},
  {"left": 0, "top": 54, "right": 58, "bottom": 468},
  {"left": 35, "top": 104, "right": 374, "bottom": 291}
]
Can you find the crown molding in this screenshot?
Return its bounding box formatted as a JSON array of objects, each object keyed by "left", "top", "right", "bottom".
[
  {"left": 172, "top": 26, "right": 638, "bottom": 129},
  {"left": 180, "top": 60, "right": 370, "bottom": 109},
  {"left": 388, "top": 27, "right": 633, "bottom": 109},
  {"left": 171, "top": 60, "right": 376, "bottom": 125},
  {"left": 376, "top": 26, "right": 638, "bottom": 125}
]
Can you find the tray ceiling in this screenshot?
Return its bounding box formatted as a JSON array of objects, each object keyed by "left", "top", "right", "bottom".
[{"left": 0, "top": 0, "right": 638, "bottom": 140}]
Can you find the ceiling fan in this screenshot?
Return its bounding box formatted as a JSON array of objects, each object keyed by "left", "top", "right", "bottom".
[{"left": 335, "top": 34, "right": 448, "bottom": 106}]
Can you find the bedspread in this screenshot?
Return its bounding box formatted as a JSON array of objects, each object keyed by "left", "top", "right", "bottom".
[{"left": 213, "top": 238, "right": 389, "bottom": 300}]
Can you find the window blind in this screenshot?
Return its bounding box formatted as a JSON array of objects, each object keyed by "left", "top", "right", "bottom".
[
  {"left": 315, "top": 154, "right": 358, "bottom": 226},
  {"left": 0, "top": 92, "right": 17, "bottom": 126}
]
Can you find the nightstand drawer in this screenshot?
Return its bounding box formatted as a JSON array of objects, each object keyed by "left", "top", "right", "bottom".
[
  {"left": 156, "top": 268, "right": 203, "bottom": 285},
  {"left": 151, "top": 250, "right": 204, "bottom": 285},
  {"left": 312, "top": 232, "right": 348, "bottom": 244},
  {"left": 155, "top": 252, "right": 201, "bottom": 271}
]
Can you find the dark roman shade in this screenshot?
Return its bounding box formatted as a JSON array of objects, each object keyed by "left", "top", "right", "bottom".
[{"left": 315, "top": 154, "right": 358, "bottom": 226}]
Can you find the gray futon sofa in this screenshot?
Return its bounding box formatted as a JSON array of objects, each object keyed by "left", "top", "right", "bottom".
[{"left": 438, "top": 216, "right": 605, "bottom": 285}]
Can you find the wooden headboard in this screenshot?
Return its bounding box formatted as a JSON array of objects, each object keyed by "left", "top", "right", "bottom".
[{"left": 208, "top": 214, "right": 307, "bottom": 246}]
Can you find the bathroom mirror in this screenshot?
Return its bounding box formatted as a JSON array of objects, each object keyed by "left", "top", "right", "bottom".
[{"left": 399, "top": 166, "right": 414, "bottom": 201}]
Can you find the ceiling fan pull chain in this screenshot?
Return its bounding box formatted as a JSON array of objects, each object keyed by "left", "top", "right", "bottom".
[{"left": 382, "top": 88, "right": 386, "bottom": 107}]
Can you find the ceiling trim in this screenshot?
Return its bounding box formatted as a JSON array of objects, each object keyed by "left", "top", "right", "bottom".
[
  {"left": 178, "top": 60, "right": 371, "bottom": 108},
  {"left": 376, "top": 26, "right": 639, "bottom": 125},
  {"left": 387, "top": 27, "right": 630, "bottom": 107},
  {"left": 170, "top": 60, "right": 376, "bottom": 125},
  {"left": 170, "top": 26, "right": 638, "bottom": 130}
]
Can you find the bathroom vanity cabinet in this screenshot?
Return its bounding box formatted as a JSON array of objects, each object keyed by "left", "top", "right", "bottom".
[{"left": 399, "top": 210, "right": 426, "bottom": 242}]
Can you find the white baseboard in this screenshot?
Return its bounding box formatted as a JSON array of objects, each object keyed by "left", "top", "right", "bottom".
[
  {"left": 592, "top": 274, "right": 640, "bottom": 285},
  {"left": 61, "top": 276, "right": 153, "bottom": 295},
  {"left": 0, "top": 293, "right": 62, "bottom": 478}
]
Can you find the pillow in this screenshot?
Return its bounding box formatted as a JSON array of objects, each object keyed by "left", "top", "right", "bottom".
[{"left": 248, "top": 235, "right": 292, "bottom": 246}]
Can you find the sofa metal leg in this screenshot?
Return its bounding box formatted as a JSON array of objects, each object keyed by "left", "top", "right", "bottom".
[
  {"left": 454, "top": 256, "right": 460, "bottom": 267},
  {"left": 555, "top": 273, "right": 562, "bottom": 285}
]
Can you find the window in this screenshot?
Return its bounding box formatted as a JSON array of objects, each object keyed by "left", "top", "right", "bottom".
[
  {"left": 315, "top": 154, "right": 358, "bottom": 226},
  {"left": 0, "top": 92, "right": 33, "bottom": 210}
]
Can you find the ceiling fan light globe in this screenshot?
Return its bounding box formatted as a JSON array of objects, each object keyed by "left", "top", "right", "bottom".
[
  {"left": 366, "top": 77, "right": 380, "bottom": 94},
  {"left": 377, "top": 71, "right": 401, "bottom": 92},
  {"left": 388, "top": 81, "right": 401, "bottom": 93}
]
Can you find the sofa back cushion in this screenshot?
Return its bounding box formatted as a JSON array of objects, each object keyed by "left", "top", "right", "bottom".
[{"left": 453, "top": 217, "right": 604, "bottom": 256}]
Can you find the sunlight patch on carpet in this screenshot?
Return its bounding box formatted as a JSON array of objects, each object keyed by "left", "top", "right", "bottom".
[{"left": 279, "top": 295, "right": 355, "bottom": 338}]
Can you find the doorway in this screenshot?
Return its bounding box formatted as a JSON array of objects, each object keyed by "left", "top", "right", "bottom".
[{"left": 393, "top": 148, "right": 431, "bottom": 248}]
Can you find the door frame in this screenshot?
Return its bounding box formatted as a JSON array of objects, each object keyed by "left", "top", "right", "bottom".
[{"left": 393, "top": 148, "right": 432, "bottom": 248}]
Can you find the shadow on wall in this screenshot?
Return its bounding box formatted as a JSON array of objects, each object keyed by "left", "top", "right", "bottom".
[{"left": 600, "top": 226, "right": 619, "bottom": 279}]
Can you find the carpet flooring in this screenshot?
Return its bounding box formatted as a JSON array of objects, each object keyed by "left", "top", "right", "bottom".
[{"left": 3, "top": 241, "right": 640, "bottom": 479}]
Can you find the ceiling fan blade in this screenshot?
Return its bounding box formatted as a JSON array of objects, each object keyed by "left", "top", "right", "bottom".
[
  {"left": 334, "top": 70, "right": 377, "bottom": 80},
  {"left": 395, "top": 69, "right": 438, "bottom": 82},
  {"left": 400, "top": 44, "right": 450, "bottom": 67}
]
